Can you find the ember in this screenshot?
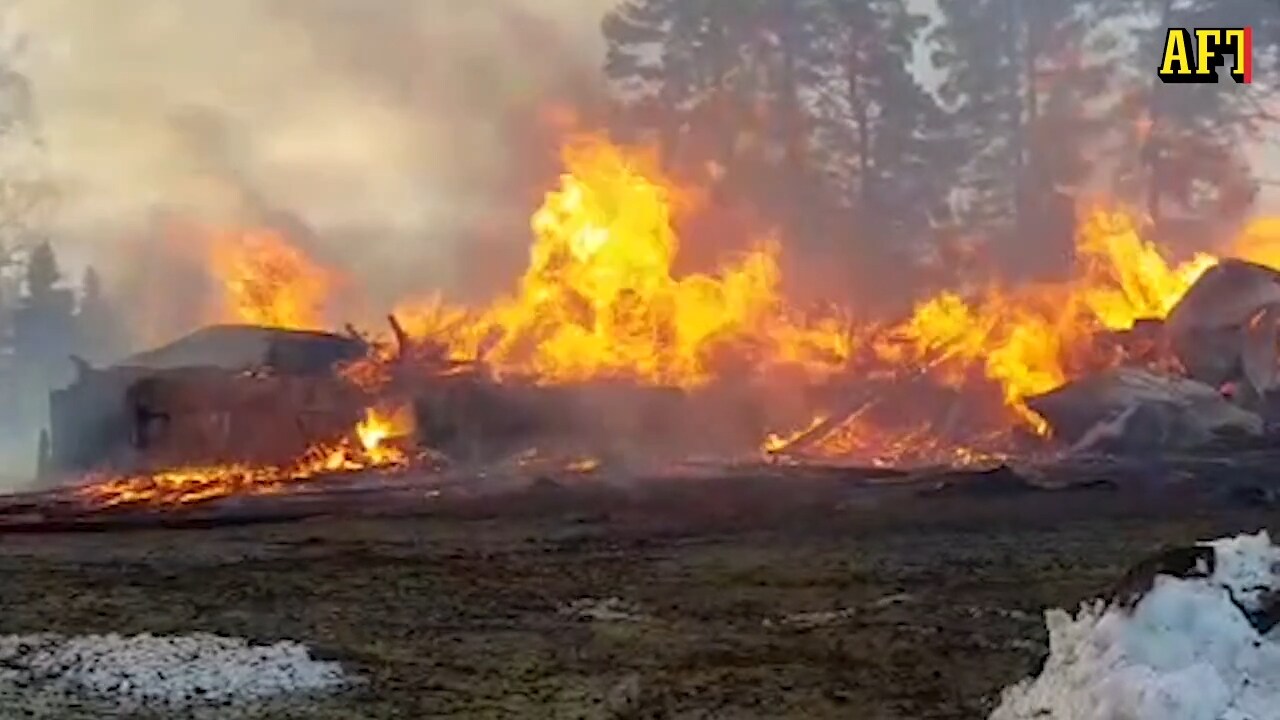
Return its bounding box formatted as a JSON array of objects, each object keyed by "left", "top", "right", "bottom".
[{"left": 80, "top": 409, "right": 411, "bottom": 508}]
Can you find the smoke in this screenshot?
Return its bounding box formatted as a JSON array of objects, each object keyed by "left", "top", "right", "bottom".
[{"left": 9, "top": 0, "right": 615, "bottom": 343}]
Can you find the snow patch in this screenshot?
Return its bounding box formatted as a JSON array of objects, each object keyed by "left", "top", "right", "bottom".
[
  {"left": 0, "top": 632, "right": 351, "bottom": 713},
  {"left": 558, "top": 597, "right": 647, "bottom": 623},
  {"left": 991, "top": 531, "right": 1280, "bottom": 720}
]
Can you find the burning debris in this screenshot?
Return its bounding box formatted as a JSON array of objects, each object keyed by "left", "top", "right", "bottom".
[
  {"left": 31, "top": 133, "right": 1280, "bottom": 512},
  {"left": 46, "top": 325, "right": 418, "bottom": 507}
]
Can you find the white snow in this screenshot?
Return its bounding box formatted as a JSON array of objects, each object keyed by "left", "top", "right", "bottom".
[
  {"left": 991, "top": 531, "right": 1280, "bottom": 720},
  {"left": 0, "top": 631, "right": 351, "bottom": 713}
]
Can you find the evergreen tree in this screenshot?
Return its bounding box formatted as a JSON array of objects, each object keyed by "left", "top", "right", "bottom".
[
  {"left": 602, "top": 0, "right": 674, "bottom": 145},
  {"left": 931, "top": 0, "right": 1122, "bottom": 275},
  {"left": 603, "top": 0, "right": 752, "bottom": 175},
  {"left": 603, "top": 0, "right": 953, "bottom": 249},
  {"left": 13, "top": 240, "right": 76, "bottom": 391},
  {"left": 810, "top": 0, "right": 955, "bottom": 239},
  {"left": 76, "top": 266, "right": 126, "bottom": 365},
  {"left": 25, "top": 239, "right": 57, "bottom": 299}
]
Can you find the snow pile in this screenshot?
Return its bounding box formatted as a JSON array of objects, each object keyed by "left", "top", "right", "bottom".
[
  {"left": 0, "top": 632, "right": 350, "bottom": 712},
  {"left": 991, "top": 531, "right": 1280, "bottom": 720}
]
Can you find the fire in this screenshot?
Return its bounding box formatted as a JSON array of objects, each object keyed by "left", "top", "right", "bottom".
[
  {"left": 1232, "top": 216, "right": 1280, "bottom": 271},
  {"left": 762, "top": 415, "right": 827, "bottom": 455},
  {"left": 565, "top": 457, "right": 601, "bottom": 473},
  {"left": 355, "top": 405, "right": 416, "bottom": 466},
  {"left": 396, "top": 134, "right": 852, "bottom": 387},
  {"left": 1074, "top": 210, "right": 1217, "bottom": 331},
  {"left": 210, "top": 228, "right": 336, "bottom": 330},
  {"left": 85, "top": 130, "right": 1280, "bottom": 500},
  {"left": 80, "top": 408, "right": 412, "bottom": 508},
  {"left": 867, "top": 206, "right": 1221, "bottom": 435}
]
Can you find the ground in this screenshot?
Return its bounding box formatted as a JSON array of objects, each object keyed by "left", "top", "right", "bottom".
[{"left": 1, "top": 469, "right": 1277, "bottom": 719}]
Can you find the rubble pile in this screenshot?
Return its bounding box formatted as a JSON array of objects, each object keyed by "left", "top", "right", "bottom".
[
  {"left": 991, "top": 531, "right": 1280, "bottom": 720},
  {"left": 1028, "top": 259, "right": 1280, "bottom": 455}
]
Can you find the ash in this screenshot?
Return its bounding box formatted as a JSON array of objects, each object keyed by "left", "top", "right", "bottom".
[
  {"left": 0, "top": 632, "right": 350, "bottom": 715},
  {"left": 991, "top": 531, "right": 1280, "bottom": 720}
]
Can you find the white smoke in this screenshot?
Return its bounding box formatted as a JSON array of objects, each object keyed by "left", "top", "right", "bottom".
[{"left": 6, "top": 0, "right": 615, "bottom": 326}]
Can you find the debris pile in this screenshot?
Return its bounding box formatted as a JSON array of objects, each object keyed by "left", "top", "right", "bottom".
[
  {"left": 0, "top": 632, "right": 351, "bottom": 714},
  {"left": 990, "top": 531, "right": 1280, "bottom": 720},
  {"left": 1026, "top": 260, "right": 1280, "bottom": 455}
]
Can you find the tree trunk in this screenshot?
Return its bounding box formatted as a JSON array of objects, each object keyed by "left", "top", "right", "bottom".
[{"left": 847, "top": 45, "right": 873, "bottom": 216}]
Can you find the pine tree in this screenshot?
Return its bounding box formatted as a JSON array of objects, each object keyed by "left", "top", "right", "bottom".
[
  {"left": 76, "top": 266, "right": 126, "bottom": 365},
  {"left": 931, "top": 0, "right": 1121, "bottom": 275},
  {"left": 603, "top": 0, "right": 751, "bottom": 175},
  {"left": 13, "top": 240, "right": 76, "bottom": 389},
  {"left": 25, "top": 239, "right": 57, "bottom": 299},
  {"left": 602, "top": 0, "right": 673, "bottom": 146},
  {"left": 810, "top": 0, "right": 955, "bottom": 239}
]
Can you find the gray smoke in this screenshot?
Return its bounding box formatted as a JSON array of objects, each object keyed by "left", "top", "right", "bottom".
[
  {"left": 0, "top": 0, "right": 613, "bottom": 491},
  {"left": 9, "top": 0, "right": 613, "bottom": 344}
]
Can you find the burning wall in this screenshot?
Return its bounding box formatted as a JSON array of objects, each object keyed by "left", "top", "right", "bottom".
[{"left": 48, "top": 325, "right": 367, "bottom": 478}]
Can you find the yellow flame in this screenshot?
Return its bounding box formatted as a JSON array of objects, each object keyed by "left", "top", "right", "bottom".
[
  {"left": 209, "top": 228, "right": 336, "bottom": 330},
  {"left": 355, "top": 405, "right": 416, "bottom": 465},
  {"left": 81, "top": 407, "right": 413, "bottom": 508},
  {"left": 395, "top": 133, "right": 852, "bottom": 387}
]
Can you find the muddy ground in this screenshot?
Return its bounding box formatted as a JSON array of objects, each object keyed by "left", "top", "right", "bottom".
[{"left": 1, "top": 469, "right": 1277, "bottom": 719}]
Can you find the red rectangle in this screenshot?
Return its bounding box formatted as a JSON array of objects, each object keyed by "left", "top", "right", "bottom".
[{"left": 1244, "top": 26, "right": 1253, "bottom": 84}]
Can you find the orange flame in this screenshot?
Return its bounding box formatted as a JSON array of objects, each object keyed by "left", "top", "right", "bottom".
[
  {"left": 80, "top": 407, "right": 412, "bottom": 508},
  {"left": 395, "top": 134, "right": 853, "bottom": 387},
  {"left": 210, "top": 228, "right": 336, "bottom": 330},
  {"left": 868, "top": 206, "right": 1220, "bottom": 435},
  {"left": 355, "top": 404, "right": 416, "bottom": 466},
  {"left": 106, "top": 133, "right": 1280, "bottom": 487}
]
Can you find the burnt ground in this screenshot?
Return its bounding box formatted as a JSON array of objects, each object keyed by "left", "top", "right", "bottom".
[{"left": 0, "top": 466, "right": 1278, "bottom": 719}]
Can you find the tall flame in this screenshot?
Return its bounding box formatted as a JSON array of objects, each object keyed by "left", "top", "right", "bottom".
[
  {"left": 210, "top": 228, "right": 336, "bottom": 330},
  {"left": 396, "top": 134, "right": 852, "bottom": 387},
  {"left": 99, "top": 133, "right": 1280, "bottom": 488},
  {"left": 870, "top": 207, "right": 1218, "bottom": 434}
]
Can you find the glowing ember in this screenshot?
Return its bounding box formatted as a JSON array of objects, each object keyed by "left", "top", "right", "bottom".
[
  {"left": 763, "top": 407, "right": 1008, "bottom": 468},
  {"left": 80, "top": 410, "right": 412, "bottom": 508},
  {"left": 564, "top": 457, "right": 601, "bottom": 473},
  {"left": 762, "top": 415, "right": 827, "bottom": 455},
  {"left": 209, "top": 228, "right": 337, "bottom": 330}
]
